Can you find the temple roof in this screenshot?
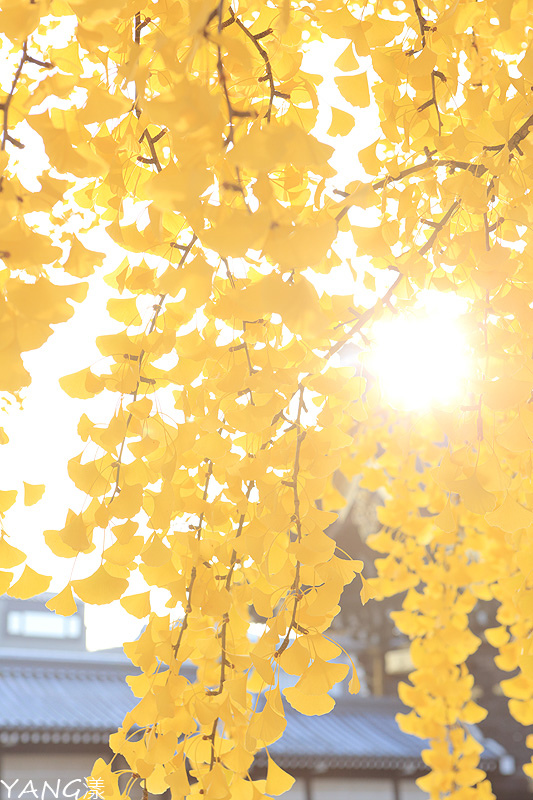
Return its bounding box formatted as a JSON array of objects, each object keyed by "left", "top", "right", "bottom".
[{"left": 0, "top": 649, "right": 506, "bottom": 775}]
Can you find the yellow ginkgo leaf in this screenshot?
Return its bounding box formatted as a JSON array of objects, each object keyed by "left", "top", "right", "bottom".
[
  {"left": 327, "top": 107, "right": 355, "bottom": 137},
  {"left": 44, "top": 528, "right": 79, "bottom": 559},
  {"left": 165, "top": 762, "right": 190, "bottom": 798},
  {"left": 8, "top": 566, "right": 51, "bottom": 599},
  {"left": 72, "top": 565, "right": 129, "bottom": 605},
  {"left": 0, "top": 571, "right": 13, "bottom": 594},
  {"left": 335, "top": 73, "right": 370, "bottom": 108},
  {"left": 452, "top": 473, "right": 497, "bottom": 514},
  {"left": 360, "top": 574, "right": 376, "bottom": 605},
  {"left": 295, "top": 657, "right": 348, "bottom": 695},
  {"left": 0, "top": 535, "right": 25, "bottom": 568},
  {"left": 23, "top": 482, "right": 45, "bottom": 506},
  {"left": 104, "top": 536, "right": 144, "bottom": 567},
  {"left": 112, "top": 519, "right": 139, "bottom": 543},
  {"left": 265, "top": 755, "right": 295, "bottom": 795},
  {"left": 68, "top": 453, "right": 111, "bottom": 497},
  {"left": 349, "top": 667, "right": 361, "bottom": 695},
  {"left": 334, "top": 42, "right": 360, "bottom": 71},
  {"left": 485, "top": 493, "right": 533, "bottom": 532},
  {"left": 462, "top": 701, "right": 488, "bottom": 724},
  {"left": 0, "top": 489, "right": 17, "bottom": 513},
  {"left": 59, "top": 511, "right": 92, "bottom": 552},
  {"left": 433, "top": 500, "right": 456, "bottom": 533},
  {"left": 485, "top": 626, "right": 509, "bottom": 648},
  {"left": 78, "top": 85, "right": 131, "bottom": 124},
  {"left": 106, "top": 296, "right": 139, "bottom": 324},
  {"left": 59, "top": 367, "right": 102, "bottom": 399},
  {"left": 126, "top": 396, "right": 153, "bottom": 420},
  {"left": 247, "top": 701, "right": 286, "bottom": 746},
  {"left": 46, "top": 585, "right": 78, "bottom": 616},
  {"left": 283, "top": 685, "right": 335, "bottom": 716},
  {"left": 120, "top": 591, "right": 151, "bottom": 619},
  {"left": 63, "top": 236, "right": 106, "bottom": 278}
]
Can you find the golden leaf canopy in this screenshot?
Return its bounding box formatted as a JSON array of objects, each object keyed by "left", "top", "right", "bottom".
[{"left": 2, "top": 0, "right": 533, "bottom": 797}]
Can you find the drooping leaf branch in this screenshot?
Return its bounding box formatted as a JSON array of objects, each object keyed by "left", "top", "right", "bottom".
[
  {"left": 228, "top": 9, "right": 277, "bottom": 123},
  {"left": 109, "top": 234, "right": 197, "bottom": 505},
  {"left": 276, "top": 386, "right": 306, "bottom": 657},
  {"left": 0, "top": 39, "right": 52, "bottom": 187}
]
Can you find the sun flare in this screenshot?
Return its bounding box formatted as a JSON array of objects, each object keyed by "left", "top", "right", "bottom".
[{"left": 367, "top": 294, "right": 471, "bottom": 412}]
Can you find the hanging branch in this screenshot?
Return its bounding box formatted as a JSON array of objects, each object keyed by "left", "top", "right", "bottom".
[
  {"left": 216, "top": 0, "right": 236, "bottom": 145},
  {"left": 205, "top": 479, "right": 254, "bottom": 768},
  {"left": 208, "top": 479, "right": 255, "bottom": 695},
  {"left": 0, "top": 40, "right": 53, "bottom": 189},
  {"left": 173, "top": 459, "right": 214, "bottom": 660},
  {"left": 228, "top": 9, "right": 276, "bottom": 122},
  {"left": 412, "top": 0, "right": 428, "bottom": 48},
  {"left": 226, "top": 259, "right": 257, "bottom": 403},
  {"left": 109, "top": 235, "right": 197, "bottom": 505},
  {"left": 137, "top": 127, "right": 166, "bottom": 172},
  {"left": 326, "top": 273, "right": 404, "bottom": 360},
  {"left": 418, "top": 199, "right": 460, "bottom": 255},
  {"left": 133, "top": 12, "right": 166, "bottom": 170},
  {"left": 486, "top": 112, "right": 533, "bottom": 154},
  {"left": 335, "top": 105, "right": 533, "bottom": 227},
  {"left": 417, "top": 71, "right": 443, "bottom": 135},
  {"left": 275, "top": 387, "right": 306, "bottom": 656}
]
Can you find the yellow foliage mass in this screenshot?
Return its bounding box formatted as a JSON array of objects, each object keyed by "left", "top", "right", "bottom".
[{"left": 2, "top": 0, "right": 533, "bottom": 797}]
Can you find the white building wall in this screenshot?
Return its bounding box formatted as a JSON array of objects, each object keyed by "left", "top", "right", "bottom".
[
  {"left": 399, "top": 779, "right": 428, "bottom": 799},
  {"left": 283, "top": 778, "right": 307, "bottom": 800},
  {"left": 311, "top": 776, "right": 395, "bottom": 800}
]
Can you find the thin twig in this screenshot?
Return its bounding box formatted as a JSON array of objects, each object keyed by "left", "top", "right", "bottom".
[
  {"left": 173, "top": 460, "right": 213, "bottom": 659},
  {"left": 412, "top": 0, "right": 427, "bottom": 47},
  {"left": 229, "top": 9, "right": 275, "bottom": 122},
  {"left": 418, "top": 199, "right": 460, "bottom": 256},
  {"left": 275, "top": 388, "right": 306, "bottom": 657},
  {"left": 2, "top": 43, "right": 28, "bottom": 153},
  {"left": 326, "top": 273, "right": 403, "bottom": 360},
  {"left": 109, "top": 235, "right": 197, "bottom": 504},
  {"left": 138, "top": 128, "right": 166, "bottom": 172},
  {"left": 216, "top": 0, "right": 234, "bottom": 144},
  {"left": 419, "top": 71, "right": 442, "bottom": 135},
  {"left": 210, "top": 480, "right": 254, "bottom": 695},
  {"left": 0, "top": 40, "right": 52, "bottom": 189},
  {"left": 483, "top": 212, "right": 490, "bottom": 252}
]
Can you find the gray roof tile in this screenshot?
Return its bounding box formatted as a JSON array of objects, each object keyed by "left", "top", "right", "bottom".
[{"left": 0, "top": 655, "right": 505, "bottom": 772}]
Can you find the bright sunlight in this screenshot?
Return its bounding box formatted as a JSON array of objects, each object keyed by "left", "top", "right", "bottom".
[{"left": 367, "top": 292, "right": 472, "bottom": 412}]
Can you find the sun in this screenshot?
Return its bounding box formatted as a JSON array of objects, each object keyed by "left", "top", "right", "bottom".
[{"left": 366, "top": 292, "right": 471, "bottom": 412}]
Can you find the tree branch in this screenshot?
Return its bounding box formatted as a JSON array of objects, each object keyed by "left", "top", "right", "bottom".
[
  {"left": 0, "top": 40, "right": 52, "bottom": 189},
  {"left": 326, "top": 273, "right": 404, "bottom": 360},
  {"left": 138, "top": 127, "right": 166, "bottom": 172},
  {"left": 412, "top": 0, "right": 427, "bottom": 48},
  {"left": 229, "top": 9, "right": 275, "bottom": 122},
  {"left": 419, "top": 71, "right": 442, "bottom": 135},
  {"left": 418, "top": 199, "right": 460, "bottom": 256},
  {"left": 275, "top": 388, "right": 306, "bottom": 657},
  {"left": 109, "top": 234, "right": 197, "bottom": 504}
]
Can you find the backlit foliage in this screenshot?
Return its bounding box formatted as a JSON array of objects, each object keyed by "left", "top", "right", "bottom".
[{"left": 1, "top": 1, "right": 533, "bottom": 798}]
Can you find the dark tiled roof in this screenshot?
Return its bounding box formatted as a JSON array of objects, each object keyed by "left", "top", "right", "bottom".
[
  {"left": 0, "top": 652, "right": 505, "bottom": 773},
  {"left": 268, "top": 697, "right": 504, "bottom": 772},
  {"left": 270, "top": 698, "right": 425, "bottom": 770},
  {"left": 0, "top": 650, "right": 135, "bottom": 741}
]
